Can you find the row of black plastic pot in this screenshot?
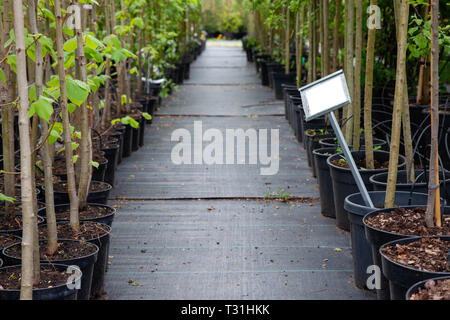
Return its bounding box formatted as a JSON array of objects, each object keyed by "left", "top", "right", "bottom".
[{"left": 282, "top": 84, "right": 450, "bottom": 300}]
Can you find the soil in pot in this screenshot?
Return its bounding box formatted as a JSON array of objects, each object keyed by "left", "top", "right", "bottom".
[
  {"left": 408, "top": 277, "right": 450, "bottom": 300},
  {"left": 38, "top": 221, "right": 112, "bottom": 300},
  {"left": 52, "top": 181, "right": 112, "bottom": 205},
  {"left": 0, "top": 264, "right": 81, "bottom": 300},
  {"left": 380, "top": 237, "right": 450, "bottom": 300},
  {"left": 3, "top": 239, "right": 98, "bottom": 300}
]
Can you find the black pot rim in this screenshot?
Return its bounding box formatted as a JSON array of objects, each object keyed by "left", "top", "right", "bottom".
[
  {"left": 327, "top": 150, "right": 404, "bottom": 173},
  {"left": 50, "top": 180, "right": 113, "bottom": 194},
  {"left": 319, "top": 136, "right": 386, "bottom": 147},
  {"left": 345, "top": 191, "right": 429, "bottom": 215},
  {"left": 2, "top": 239, "right": 99, "bottom": 264},
  {"left": 50, "top": 221, "right": 112, "bottom": 241},
  {"left": 312, "top": 147, "right": 339, "bottom": 158},
  {"left": 405, "top": 275, "right": 450, "bottom": 300},
  {"left": 379, "top": 236, "right": 450, "bottom": 276},
  {"left": 369, "top": 169, "right": 450, "bottom": 188},
  {"left": 0, "top": 263, "right": 82, "bottom": 293},
  {"left": 37, "top": 203, "right": 116, "bottom": 223}
]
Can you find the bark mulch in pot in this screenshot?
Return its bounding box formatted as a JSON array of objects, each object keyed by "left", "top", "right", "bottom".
[
  {"left": 0, "top": 266, "right": 70, "bottom": 290},
  {"left": 381, "top": 237, "right": 450, "bottom": 273},
  {"left": 365, "top": 207, "right": 450, "bottom": 236},
  {"left": 39, "top": 221, "right": 110, "bottom": 241},
  {"left": 409, "top": 278, "right": 450, "bottom": 300}
]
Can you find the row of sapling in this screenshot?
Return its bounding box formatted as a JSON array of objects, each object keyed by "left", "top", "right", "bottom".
[{"left": 0, "top": 0, "right": 203, "bottom": 299}]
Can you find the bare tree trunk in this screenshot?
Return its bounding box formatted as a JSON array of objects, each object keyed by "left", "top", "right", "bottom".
[
  {"left": 0, "top": 0, "right": 15, "bottom": 220},
  {"left": 322, "top": 0, "right": 330, "bottom": 76},
  {"left": 332, "top": 0, "right": 340, "bottom": 72},
  {"left": 74, "top": 0, "right": 92, "bottom": 211},
  {"left": 307, "top": 2, "right": 314, "bottom": 84},
  {"left": 364, "top": 0, "right": 377, "bottom": 169},
  {"left": 13, "top": 0, "right": 35, "bottom": 300},
  {"left": 101, "top": 0, "right": 112, "bottom": 128},
  {"left": 425, "top": 0, "right": 440, "bottom": 228},
  {"left": 352, "top": 0, "right": 362, "bottom": 150},
  {"left": 55, "top": 0, "right": 80, "bottom": 230},
  {"left": 296, "top": 5, "right": 305, "bottom": 88},
  {"left": 384, "top": 0, "right": 409, "bottom": 208},
  {"left": 285, "top": 4, "right": 290, "bottom": 75},
  {"left": 344, "top": 0, "right": 354, "bottom": 144}
]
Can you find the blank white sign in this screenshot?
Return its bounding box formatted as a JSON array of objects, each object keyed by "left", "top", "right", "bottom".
[{"left": 299, "top": 70, "right": 350, "bottom": 121}]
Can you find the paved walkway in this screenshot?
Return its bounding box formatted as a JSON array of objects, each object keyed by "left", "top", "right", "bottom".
[{"left": 104, "top": 41, "right": 374, "bottom": 300}]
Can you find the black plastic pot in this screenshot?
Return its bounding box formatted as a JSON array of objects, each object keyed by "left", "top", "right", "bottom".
[
  {"left": 313, "top": 148, "right": 338, "bottom": 218},
  {"left": 122, "top": 125, "right": 133, "bottom": 158},
  {"left": 344, "top": 192, "right": 429, "bottom": 290},
  {"left": 102, "top": 143, "right": 120, "bottom": 188},
  {"left": 405, "top": 275, "right": 450, "bottom": 300},
  {"left": 52, "top": 181, "right": 112, "bottom": 205},
  {"left": 92, "top": 157, "right": 108, "bottom": 182},
  {"left": 87, "top": 223, "right": 111, "bottom": 299},
  {"left": 0, "top": 264, "right": 81, "bottom": 300},
  {"left": 259, "top": 60, "right": 273, "bottom": 86},
  {"left": 0, "top": 214, "right": 45, "bottom": 236},
  {"left": 3, "top": 239, "right": 98, "bottom": 300},
  {"left": 147, "top": 97, "right": 158, "bottom": 124},
  {"left": 363, "top": 206, "right": 447, "bottom": 300},
  {"left": 109, "top": 126, "right": 125, "bottom": 164},
  {"left": 266, "top": 63, "right": 283, "bottom": 88},
  {"left": 139, "top": 117, "right": 145, "bottom": 147},
  {"left": 272, "top": 72, "right": 296, "bottom": 100},
  {"left": 380, "top": 236, "right": 450, "bottom": 300},
  {"left": 284, "top": 89, "right": 300, "bottom": 121},
  {"left": 305, "top": 130, "right": 334, "bottom": 176},
  {"left": 132, "top": 122, "right": 140, "bottom": 152},
  {"left": 38, "top": 203, "right": 116, "bottom": 227},
  {"left": 0, "top": 258, "right": 2, "bottom": 268},
  {"left": 327, "top": 151, "right": 405, "bottom": 231}
]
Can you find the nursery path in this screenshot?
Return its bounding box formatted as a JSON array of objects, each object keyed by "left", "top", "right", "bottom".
[{"left": 104, "top": 41, "right": 374, "bottom": 300}]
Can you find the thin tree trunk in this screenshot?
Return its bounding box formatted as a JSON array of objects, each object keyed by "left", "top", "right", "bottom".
[
  {"left": 364, "top": 0, "right": 377, "bottom": 169},
  {"left": 13, "top": 0, "right": 35, "bottom": 300},
  {"left": 101, "top": 0, "right": 112, "bottom": 128},
  {"left": 425, "top": 0, "right": 440, "bottom": 227},
  {"left": 332, "top": 0, "right": 340, "bottom": 72},
  {"left": 344, "top": 0, "right": 354, "bottom": 144},
  {"left": 74, "top": 0, "right": 92, "bottom": 211},
  {"left": 322, "top": 0, "right": 330, "bottom": 76},
  {"left": 384, "top": 0, "right": 409, "bottom": 208},
  {"left": 352, "top": 0, "right": 362, "bottom": 150},
  {"left": 0, "top": 0, "right": 15, "bottom": 220},
  {"left": 307, "top": 3, "right": 314, "bottom": 84},
  {"left": 296, "top": 5, "right": 305, "bottom": 87},
  {"left": 285, "top": 4, "right": 290, "bottom": 75},
  {"left": 55, "top": 0, "right": 80, "bottom": 230}
]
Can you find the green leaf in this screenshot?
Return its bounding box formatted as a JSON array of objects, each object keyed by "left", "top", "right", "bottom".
[
  {"left": 63, "top": 37, "right": 78, "bottom": 53},
  {"left": 85, "top": 34, "right": 104, "bottom": 50},
  {"left": 89, "top": 161, "right": 99, "bottom": 169},
  {"left": 7, "top": 55, "right": 16, "bottom": 73},
  {"left": 73, "top": 155, "right": 79, "bottom": 164},
  {"left": 142, "top": 112, "right": 152, "bottom": 120},
  {"left": 0, "top": 193, "right": 16, "bottom": 203},
  {"left": 68, "top": 103, "right": 77, "bottom": 114},
  {"left": 0, "top": 69, "right": 5, "bottom": 83},
  {"left": 28, "top": 95, "right": 54, "bottom": 122},
  {"left": 66, "top": 77, "right": 90, "bottom": 106},
  {"left": 28, "top": 85, "right": 37, "bottom": 102}
]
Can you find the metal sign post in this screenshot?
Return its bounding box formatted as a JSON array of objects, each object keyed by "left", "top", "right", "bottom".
[{"left": 299, "top": 70, "right": 375, "bottom": 208}]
